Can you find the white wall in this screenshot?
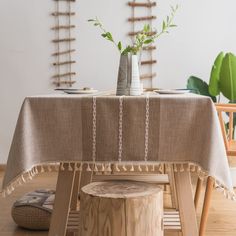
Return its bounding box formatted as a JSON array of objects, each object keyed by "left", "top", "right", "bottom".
[{"left": 0, "top": 0, "right": 236, "bottom": 163}]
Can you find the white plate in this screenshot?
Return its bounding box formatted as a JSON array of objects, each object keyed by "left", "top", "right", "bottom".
[
  {"left": 64, "top": 89, "right": 98, "bottom": 94},
  {"left": 154, "top": 89, "right": 191, "bottom": 94}
]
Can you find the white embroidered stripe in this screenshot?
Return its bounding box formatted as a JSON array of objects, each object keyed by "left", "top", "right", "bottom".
[
  {"left": 118, "top": 96, "right": 124, "bottom": 162},
  {"left": 92, "top": 97, "right": 97, "bottom": 162},
  {"left": 144, "top": 95, "right": 150, "bottom": 161}
]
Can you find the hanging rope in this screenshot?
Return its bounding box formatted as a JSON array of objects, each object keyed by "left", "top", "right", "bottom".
[{"left": 67, "top": 0, "right": 72, "bottom": 86}]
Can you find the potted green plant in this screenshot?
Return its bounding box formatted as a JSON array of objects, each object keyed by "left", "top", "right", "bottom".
[
  {"left": 187, "top": 52, "right": 236, "bottom": 129},
  {"left": 187, "top": 52, "right": 236, "bottom": 102},
  {"left": 88, "top": 5, "right": 178, "bottom": 95}
]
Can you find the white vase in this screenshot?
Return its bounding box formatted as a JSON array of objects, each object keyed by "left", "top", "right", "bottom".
[{"left": 130, "top": 55, "right": 141, "bottom": 96}]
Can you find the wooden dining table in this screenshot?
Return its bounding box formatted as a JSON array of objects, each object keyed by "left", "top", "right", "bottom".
[{"left": 1, "top": 92, "right": 234, "bottom": 236}]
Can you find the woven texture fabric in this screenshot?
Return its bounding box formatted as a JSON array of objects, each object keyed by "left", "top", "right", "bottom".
[
  {"left": 2, "top": 93, "right": 233, "bottom": 193},
  {"left": 11, "top": 189, "right": 55, "bottom": 230}
]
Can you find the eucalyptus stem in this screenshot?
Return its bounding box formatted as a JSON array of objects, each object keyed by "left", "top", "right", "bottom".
[
  {"left": 153, "top": 5, "right": 179, "bottom": 40},
  {"left": 88, "top": 17, "right": 122, "bottom": 53},
  {"left": 88, "top": 4, "right": 179, "bottom": 56}
]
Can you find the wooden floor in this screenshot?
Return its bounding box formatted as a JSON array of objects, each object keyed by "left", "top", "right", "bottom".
[{"left": 0, "top": 171, "right": 236, "bottom": 236}]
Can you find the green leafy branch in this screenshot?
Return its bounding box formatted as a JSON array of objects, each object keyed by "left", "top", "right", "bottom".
[
  {"left": 131, "top": 24, "right": 154, "bottom": 55},
  {"left": 88, "top": 17, "right": 124, "bottom": 54},
  {"left": 131, "top": 5, "right": 178, "bottom": 54},
  {"left": 154, "top": 4, "right": 179, "bottom": 39},
  {"left": 88, "top": 4, "right": 178, "bottom": 55}
]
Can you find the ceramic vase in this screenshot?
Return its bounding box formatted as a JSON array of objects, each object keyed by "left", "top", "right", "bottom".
[
  {"left": 116, "top": 55, "right": 130, "bottom": 96},
  {"left": 130, "top": 54, "right": 141, "bottom": 96}
]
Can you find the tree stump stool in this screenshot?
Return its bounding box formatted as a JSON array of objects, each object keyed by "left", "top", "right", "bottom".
[{"left": 80, "top": 181, "right": 163, "bottom": 236}]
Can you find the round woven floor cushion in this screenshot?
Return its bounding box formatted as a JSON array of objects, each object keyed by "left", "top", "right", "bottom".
[{"left": 11, "top": 189, "right": 55, "bottom": 230}]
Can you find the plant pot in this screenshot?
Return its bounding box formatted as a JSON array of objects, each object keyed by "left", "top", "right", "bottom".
[{"left": 130, "top": 55, "right": 141, "bottom": 96}]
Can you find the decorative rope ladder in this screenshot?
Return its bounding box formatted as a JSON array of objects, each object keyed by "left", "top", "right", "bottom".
[
  {"left": 52, "top": 0, "right": 77, "bottom": 87},
  {"left": 128, "top": 0, "right": 157, "bottom": 88}
]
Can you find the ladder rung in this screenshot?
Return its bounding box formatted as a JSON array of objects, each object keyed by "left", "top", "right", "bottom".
[
  {"left": 53, "top": 80, "right": 76, "bottom": 86},
  {"left": 52, "top": 49, "right": 76, "bottom": 56},
  {"left": 52, "top": 72, "right": 76, "bottom": 78},
  {"left": 143, "top": 46, "right": 156, "bottom": 51},
  {"left": 53, "top": 60, "right": 76, "bottom": 66},
  {"left": 128, "top": 31, "right": 157, "bottom": 36},
  {"left": 52, "top": 38, "right": 76, "bottom": 43},
  {"left": 128, "top": 2, "right": 156, "bottom": 8},
  {"left": 51, "top": 25, "right": 76, "bottom": 30},
  {"left": 128, "top": 16, "right": 156, "bottom": 22},
  {"left": 52, "top": 12, "right": 76, "bottom": 16},
  {"left": 141, "top": 60, "right": 157, "bottom": 65}
]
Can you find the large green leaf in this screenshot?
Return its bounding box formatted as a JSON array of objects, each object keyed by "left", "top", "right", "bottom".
[
  {"left": 187, "top": 76, "right": 216, "bottom": 102},
  {"left": 209, "top": 52, "right": 224, "bottom": 96},
  {"left": 219, "top": 53, "right": 236, "bottom": 100}
]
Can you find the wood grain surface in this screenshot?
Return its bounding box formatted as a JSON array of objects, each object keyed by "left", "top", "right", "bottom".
[
  {"left": 80, "top": 181, "right": 163, "bottom": 236},
  {"left": 0, "top": 172, "right": 236, "bottom": 236}
]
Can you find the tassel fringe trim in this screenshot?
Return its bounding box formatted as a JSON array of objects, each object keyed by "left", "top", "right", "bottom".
[{"left": 1, "top": 161, "right": 235, "bottom": 201}]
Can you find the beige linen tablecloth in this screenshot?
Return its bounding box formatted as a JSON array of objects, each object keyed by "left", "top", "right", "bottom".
[{"left": 1, "top": 93, "right": 235, "bottom": 199}]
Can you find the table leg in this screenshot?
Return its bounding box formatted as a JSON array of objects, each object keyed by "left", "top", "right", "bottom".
[
  {"left": 70, "top": 171, "right": 81, "bottom": 209},
  {"left": 174, "top": 168, "right": 198, "bottom": 236},
  {"left": 168, "top": 166, "right": 179, "bottom": 209},
  {"left": 66, "top": 171, "right": 81, "bottom": 236},
  {"left": 194, "top": 178, "right": 203, "bottom": 209},
  {"left": 49, "top": 163, "right": 76, "bottom": 236},
  {"left": 199, "top": 176, "right": 214, "bottom": 236}
]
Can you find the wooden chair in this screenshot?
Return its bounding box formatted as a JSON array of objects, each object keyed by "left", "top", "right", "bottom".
[{"left": 195, "top": 103, "right": 236, "bottom": 236}]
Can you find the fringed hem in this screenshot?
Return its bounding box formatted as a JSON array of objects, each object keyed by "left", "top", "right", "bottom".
[
  {"left": 1, "top": 163, "right": 60, "bottom": 197},
  {"left": 1, "top": 161, "right": 235, "bottom": 201},
  {"left": 215, "top": 180, "right": 236, "bottom": 201}
]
